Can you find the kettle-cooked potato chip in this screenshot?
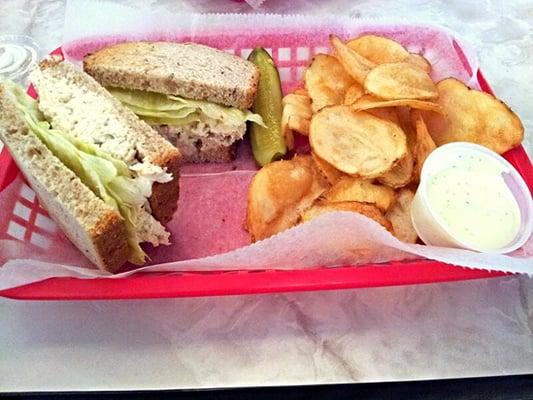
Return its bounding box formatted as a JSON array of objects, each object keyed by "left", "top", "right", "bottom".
[
  {"left": 282, "top": 93, "right": 312, "bottom": 119},
  {"left": 347, "top": 35, "right": 409, "bottom": 64},
  {"left": 325, "top": 176, "right": 396, "bottom": 211},
  {"left": 385, "top": 189, "right": 418, "bottom": 243},
  {"left": 364, "top": 62, "right": 438, "bottom": 100},
  {"left": 246, "top": 155, "right": 328, "bottom": 241},
  {"left": 330, "top": 35, "right": 375, "bottom": 84},
  {"left": 351, "top": 97, "right": 444, "bottom": 114},
  {"left": 378, "top": 107, "right": 418, "bottom": 187},
  {"left": 378, "top": 150, "right": 414, "bottom": 188},
  {"left": 365, "top": 107, "right": 402, "bottom": 126},
  {"left": 284, "top": 110, "right": 310, "bottom": 137},
  {"left": 310, "top": 106, "right": 407, "bottom": 177},
  {"left": 282, "top": 92, "right": 312, "bottom": 143},
  {"left": 311, "top": 152, "right": 346, "bottom": 185},
  {"left": 343, "top": 83, "right": 365, "bottom": 105},
  {"left": 293, "top": 88, "right": 308, "bottom": 96},
  {"left": 281, "top": 124, "right": 295, "bottom": 151},
  {"left": 410, "top": 109, "right": 436, "bottom": 182},
  {"left": 348, "top": 94, "right": 402, "bottom": 125},
  {"left": 305, "top": 54, "right": 355, "bottom": 112},
  {"left": 424, "top": 78, "right": 524, "bottom": 154},
  {"left": 300, "top": 201, "right": 393, "bottom": 232},
  {"left": 395, "top": 106, "right": 416, "bottom": 141},
  {"left": 406, "top": 53, "right": 432, "bottom": 73}
]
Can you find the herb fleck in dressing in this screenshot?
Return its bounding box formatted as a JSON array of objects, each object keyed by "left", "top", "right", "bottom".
[{"left": 427, "top": 154, "right": 521, "bottom": 251}]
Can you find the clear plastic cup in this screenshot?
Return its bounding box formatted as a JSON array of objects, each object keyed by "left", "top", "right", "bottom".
[
  {"left": 411, "top": 142, "right": 533, "bottom": 254},
  {"left": 0, "top": 35, "right": 42, "bottom": 84}
]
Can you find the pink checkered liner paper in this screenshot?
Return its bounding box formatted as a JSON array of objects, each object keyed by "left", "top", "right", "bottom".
[
  {"left": 4, "top": 180, "right": 56, "bottom": 250},
  {"left": 0, "top": 1, "right": 531, "bottom": 292}
]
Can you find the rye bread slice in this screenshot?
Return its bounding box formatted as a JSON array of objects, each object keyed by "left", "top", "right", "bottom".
[{"left": 83, "top": 42, "right": 259, "bottom": 109}]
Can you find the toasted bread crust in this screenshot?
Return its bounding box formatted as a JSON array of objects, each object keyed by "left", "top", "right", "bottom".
[
  {"left": 180, "top": 143, "right": 236, "bottom": 163},
  {"left": 83, "top": 42, "right": 259, "bottom": 109},
  {"left": 89, "top": 210, "right": 129, "bottom": 273},
  {"left": 150, "top": 147, "right": 181, "bottom": 223},
  {"left": 0, "top": 86, "right": 130, "bottom": 272},
  {"left": 34, "top": 58, "right": 181, "bottom": 224}
]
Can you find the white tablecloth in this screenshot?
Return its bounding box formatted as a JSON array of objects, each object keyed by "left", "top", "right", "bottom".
[{"left": 0, "top": 0, "right": 532, "bottom": 392}]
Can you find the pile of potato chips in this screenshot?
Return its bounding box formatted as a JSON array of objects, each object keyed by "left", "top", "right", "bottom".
[{"left": 247, "top": 34, "right": 524, "bottom": 243}]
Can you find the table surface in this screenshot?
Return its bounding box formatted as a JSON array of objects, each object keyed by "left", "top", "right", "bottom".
[{"left": 1, "top": 0, "right": 532, "bottom": 393}]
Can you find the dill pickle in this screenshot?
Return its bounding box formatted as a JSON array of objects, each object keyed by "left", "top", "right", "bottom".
[{"left": 248, "top": 47, "right": 287, "bottom": 166}]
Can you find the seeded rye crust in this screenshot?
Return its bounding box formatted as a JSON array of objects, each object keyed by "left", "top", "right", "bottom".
[
  {"left": 34, "top": 59, "right": 181, "bottom": 223},
  {"left": 83, "top": 42, "right": 260, "bottom": 109},
  {"left": 184, "top": 144, "right": 235, "bottom": 163},
  {"left": 0, "top": 87, "right": 129, "bottom": 272}
]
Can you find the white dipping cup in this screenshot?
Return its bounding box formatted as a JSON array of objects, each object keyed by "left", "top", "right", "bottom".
[
  {"left": 411, "top": 142, "right": 533, "bottom": 254},
  {"left": 0, "top": 34, "right": 42, "bottom": 84}
]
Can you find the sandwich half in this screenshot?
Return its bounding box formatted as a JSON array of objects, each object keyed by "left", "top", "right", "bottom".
[
  {"left": 31, "top": 58, "right": 181, "bottom": 223},
  {"left": 83, "top": 42, "right": 263, "bottom": 163},
  {"left": 0, "top": 59, "right": 181, "bottom": 272},
  {"left": 0, "top": 85, "right": 129, "bottom": 272}
]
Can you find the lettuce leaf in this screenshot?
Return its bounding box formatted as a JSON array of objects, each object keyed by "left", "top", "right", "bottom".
[
  {"left": 4, "top": 79, "right": 162, "bottom": 265},
  {"left": 107, "top": 87, "right": 265, "bottom": 128},
  {"left": 140, "top": 113, "right": 205, "bottom": 127}
]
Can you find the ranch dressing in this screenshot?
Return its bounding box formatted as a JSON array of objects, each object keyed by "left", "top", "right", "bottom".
[
  {"left": 0, "top": 44, "right": 31, "bottom": 75},
  {"left": 0, "top": 36, "right": 40, "bottom": 82},
  {"left": 426, "top": 152, "right": 521, "bottom": 251}
]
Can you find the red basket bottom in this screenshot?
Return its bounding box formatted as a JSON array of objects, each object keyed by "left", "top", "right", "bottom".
[{"left": 0, "top": 260, "right": 509, "bottom": 300}]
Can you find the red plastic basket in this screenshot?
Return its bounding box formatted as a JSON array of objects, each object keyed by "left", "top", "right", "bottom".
[{"left": 0, "top": 45, "right": 531, "bottom": 300}]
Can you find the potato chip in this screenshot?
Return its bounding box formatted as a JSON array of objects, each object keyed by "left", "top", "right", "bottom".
[
  {"left": 301, "top": 201, "right": 393, "bottom": 232},
  {"left": 329, "top": 35, "right": 375, "bottom": 84},
  {"left": 347, "top": 35, "right": 409, "bottom": 64},
  {"left": 410, "top": 109, "right": 436, "bottom": 182},
  {"left": 282, "top": 92, "right": 312, "bottom": 140},
  {"left": 351, "top": 97, "right": 444, "bottom": 114},
  {"left": 386, "top": 189, "right": 418, "bottom": 243},
  {"left": 424, "top": 78, "right": 524, "bottom": 154},
  {"left": 305, "top": 54, "right": 355, "bottom": 112},
  {"left": 365, "top": 107, "right": 401, "bottom": 126},
  {"left": 364, "top": 62, "right": 438, "bottom": 100},
  {"left": 311, "top": 152, "right": 346, "bottom": 185},
  {"left": 310, "top": 106, "right": 407, "bottom": 177},
  {"left": 281, "top": 123, "right": 295, "bottom": 151},
  {"left": 349, "top": 93, "right": 379, "bottom": 106},
  {"left": 349, "top": 96, "right": 402, "bottom": 126},
  {"left": 406, "top": 53, "right": 432, "bottom": 73},
  {"left": 378, "top": 150, "right": 414, "bottom": 188},
  {"left": 293, "top": 88, "right": 308, "bottom": 96},
  {"left": 343, "top": 83, "right": 365, "bottom": 105},
  {"left": 246, "top": 155, "right": 328, "bottom": 241},
  {"left": 280, "top": 103, "right": 292, "bottom": 149},
  {"left": 379, "top": 106, "right": 418, "bottom": 188},
  {"left": 396, "top": 106, "right": 416, "bottom": 141},
  {"left": 286, "top": 112, "right": 310, "bottom": 136},
  {"left": 282, "top": 92, "right": 312, "bottom": 110},
  {"left": 325, "top": 176, "right": 396, "bottom": 211}
]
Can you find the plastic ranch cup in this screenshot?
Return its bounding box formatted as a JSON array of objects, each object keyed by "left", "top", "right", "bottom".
[
  {"left": 0, "top": 35, "right": 41, "bottom": 84},
  {"left": 411, "top": 142, "right": 533, "bottom": 254}
]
